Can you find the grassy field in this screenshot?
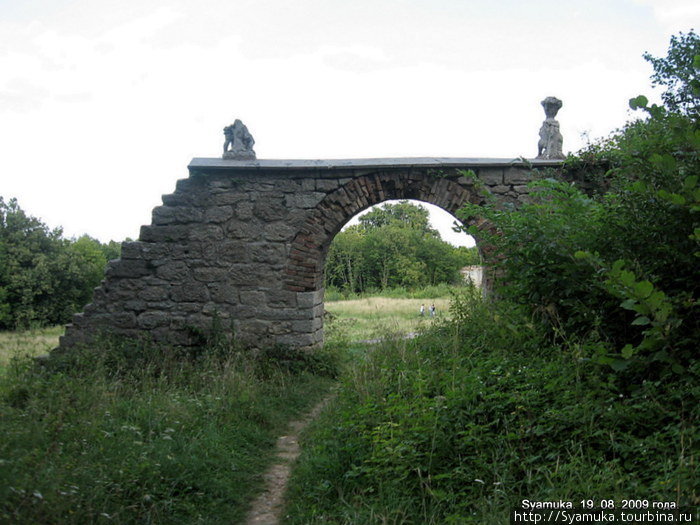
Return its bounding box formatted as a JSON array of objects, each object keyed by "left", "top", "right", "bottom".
[
  {"left": 0, "top": 326, "right": 62, "bottom": 370},
  {"left": 325, "top": 296, "right": 451, "bottom": 342},
  {"left": 0, "top": 329, "right": 339, "bottom": 524}
]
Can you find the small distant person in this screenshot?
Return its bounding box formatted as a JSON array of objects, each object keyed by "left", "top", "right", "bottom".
[
  {"left": 429, "top": 304, "right": 436, "bottom": 317},
  {"left": 420, "top": 304, "right": 425, "bottom": 317}
]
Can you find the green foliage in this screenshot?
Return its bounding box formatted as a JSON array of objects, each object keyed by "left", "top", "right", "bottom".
[
  {"left": 0, "top": 197, "right": 121, "bottom": 329},
  {"left": 642, "top": 29, "right": 700, "bottom": 117},
  {"left": 457, "top": 33, "right": 699, "bottom": 379},
  {"left": 0, "top": 331, "right": 338, "bottom": 524},
  {"left": 358, "top": 200, "right": 439, "bottom": 237},
  {"left": 285, "top": 297, "right": 698, "bottom": 523},
  {"left": 325, "top": 201, "right": 478, "bottom": 293}
]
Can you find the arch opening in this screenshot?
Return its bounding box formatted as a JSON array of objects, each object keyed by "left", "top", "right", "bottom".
[{"left": 284, "top": 170, "right": 489, "bottom": 348}]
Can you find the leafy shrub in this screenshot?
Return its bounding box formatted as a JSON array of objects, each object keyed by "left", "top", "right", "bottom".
[
  {"left": 456, "top": 33, "right": 700, "bottom": 378},
  {"left": 285, "top": 297, "right": 698, "bottom": 523}
]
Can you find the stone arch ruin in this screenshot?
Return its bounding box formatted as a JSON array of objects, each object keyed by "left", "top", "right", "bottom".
[{"left": 58, "top": 157, "right": 561, "bottom": 352}]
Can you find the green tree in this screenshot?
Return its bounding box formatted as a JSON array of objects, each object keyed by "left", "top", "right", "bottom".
[
  {"left": 325, "top": 201, "right": 473, "bottom": 292},
  {"left": 643, "top": 29, "right": 700, "bottom": 117},
  {"left": 459, "top": 32, "right": 700, "bottom": 377},
  {"left": 325, "top": 225, "right": 365, "bottom": 292},
  {"left": 0, "top": 197, "right": 122, "bottom": 329},
  {"left": 358, "top": 201, "right": 439, "bottom": 237}
]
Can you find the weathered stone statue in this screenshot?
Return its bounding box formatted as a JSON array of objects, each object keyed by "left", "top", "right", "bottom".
[
  {"left": 223, "top": 119, "right": 256, "bottom": 160},
  {"left": 537, "top": 97, "right": 564, "bottom": 159}
]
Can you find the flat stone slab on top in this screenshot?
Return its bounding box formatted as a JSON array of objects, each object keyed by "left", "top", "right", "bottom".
[{"left": 188, "top": 157, "right": 564, "bottom": 172}]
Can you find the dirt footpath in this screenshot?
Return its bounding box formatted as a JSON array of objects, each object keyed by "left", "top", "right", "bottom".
[{"left": 244, "top": 394, "right": 333, "bottom": 525}]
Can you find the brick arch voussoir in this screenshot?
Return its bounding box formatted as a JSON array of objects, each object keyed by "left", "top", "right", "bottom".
[{"left": 284, "top": 173, "right": 480, "bottom": 292}]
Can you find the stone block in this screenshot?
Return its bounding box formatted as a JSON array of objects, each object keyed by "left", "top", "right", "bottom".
[
  {"left": 236, "top": 201, "right": 254, "bottom": 220},
  {"left": 513, "top": 185, "right": 530, "bottom": 194},
  {"left": 156, "top": 261, "right": 190, "bottom": 282},
  {"left": 152, "top": 206, "right": 203, "bottom": 225},
  {"left": 503, "top": 167, "right": 532, "bottom": 184},
  {"left": 267, "top": 290, "right": 297, "bottom": 307},
  {"left": 285, "top": 193, "right": 325, "bottom": 209},
  {"left": 209, "top": 283, "right": 239, "bottom": 303},
  {"left": 188, "top": 224, "right": 223, "bottom": 242},
  {"left": 193, "top": 267, "right": 229, "bottom": 282},
  {"left": 140, "top": 243, "right": 171, "bottom": 260},
  {"left": 145, "top": 301, "right": 175, "bottom": 310},
  {"left": 111, "top": 312, "right": 138, "bottom": 329},
  {"left": 296, "top": 291, "right": 318, "bottom": 309},
  {"left": 240, "top": 290, "right": 266, "bottom": 306},
  {"left": 202, "top": 302, "right": 229, "bottom": 317},
  {"left": 226, "top": 220, "right": 262, "bottom": 240},
  {"left": 139, "top": 285, "right": 169, "bottom": 302},
  {"left": 171, "top": 282, "right": 210, "bottom": 302},
  {"left": 270, "top": 321, "right": 292, "bottom": 335},
  {"left": 169, "top": 243, "right": 200, "bottom": 260},
  {"left": 210, "top": 192, "right": 247, "bottom": 206},
  {"left": 217, "top": 240, "right": 249, "bottom": 262},
  {"left": 204, "top": 206, "right": 234, "bottom": 223},
  {"left": 185, "top": 313, "right": 213, "bottom": 331},
  {"left": 105, "top": 259, "right": 152, "bottom": 278},
  {"left": 249, "top": 243, "right": 287, "bottom": 264},
  {"left": 291, "top": 320, "right": 315, "bottom": 332},
  {"left": 120, "top": 241, "right": 143, "bottom": 259},
  {"left": 124, "top": 299, "right": 147, "bottom": 312},
  {"left": 316, "top": 179, "right": 339, "bottom": 192},
  {"left": 254, "top": 196, "right": 288, "bottom": 221},
  {"left": 137, "top": 311, "right": 169, "bottom": 329},
  {"left": 263, "top": 222, "right": 298, "bottom": 242},
  {"left": 257, "top": 307, "right": 312, "bottom": 321},
  {"left": 277, "top": 333, "right": 315, "bottom": 347},
  {"left": 478, "top": 169, "right": 504, "bottom": 185},
  {"left": 161, "top": 193, "right": 193, "bottom": 206},
  {"left": 140, "top": 225, "right": 190, "bottom": 242},
  {"left": 227, "top": 264, "right": 264, "bottom": 285}
]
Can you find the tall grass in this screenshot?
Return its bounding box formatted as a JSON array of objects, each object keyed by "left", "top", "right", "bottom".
[
  {"left": 285, "top": 291, "right": 699, "bottom": 523},
  {"left": 0, "top": 326, "right": 62, "bottom": 371},
  {"left": 0, "top": 335, "right": 340, "bottom": 524}
]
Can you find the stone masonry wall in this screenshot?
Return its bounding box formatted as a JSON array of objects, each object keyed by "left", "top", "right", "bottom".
[{"left": 57, "top": 158, "right": 561, "bottom": 352}]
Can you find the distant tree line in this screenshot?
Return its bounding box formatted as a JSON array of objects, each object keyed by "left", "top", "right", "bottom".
[
  {"left": 325, "top": 201, "right": 479, "bottom": 293},
  {"left": 0, "top": 197, "right": 121, "bottom": 329}
]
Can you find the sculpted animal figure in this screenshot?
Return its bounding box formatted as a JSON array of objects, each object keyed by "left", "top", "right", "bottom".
[{"left": 223, "top": 119, "right": 256, "bottom": 160}]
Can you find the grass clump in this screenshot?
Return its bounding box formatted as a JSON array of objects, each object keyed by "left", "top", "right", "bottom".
[
  {"left": 0, "top": 332, "right": 341, "bottom": 524},
  {"left": 285, "top": 292, "right": 698, "bottom": 524}
]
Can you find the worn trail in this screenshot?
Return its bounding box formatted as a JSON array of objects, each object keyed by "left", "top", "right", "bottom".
[{"left": 244, "top": 394, "right": 333, "bottom": 525}]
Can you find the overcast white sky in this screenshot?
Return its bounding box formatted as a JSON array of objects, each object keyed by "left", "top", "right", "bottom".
[{"left": 1, "top": 0, "right": 699, "bottom": 246}]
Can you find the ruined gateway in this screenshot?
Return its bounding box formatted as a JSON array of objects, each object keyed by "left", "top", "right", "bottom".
[{"left": 57, "top": 156, "right": 563, "bottom": 352}]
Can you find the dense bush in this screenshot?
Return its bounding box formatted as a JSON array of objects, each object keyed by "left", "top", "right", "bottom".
[
  {"left": 0, "top": 197, "right": 121, "bottom": 329},
  {"left": 286, "top": 293, "right": 698, "bottom": 523},
  {"left": 458, "top": 32, "right": 699, "bottom": 378}
]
